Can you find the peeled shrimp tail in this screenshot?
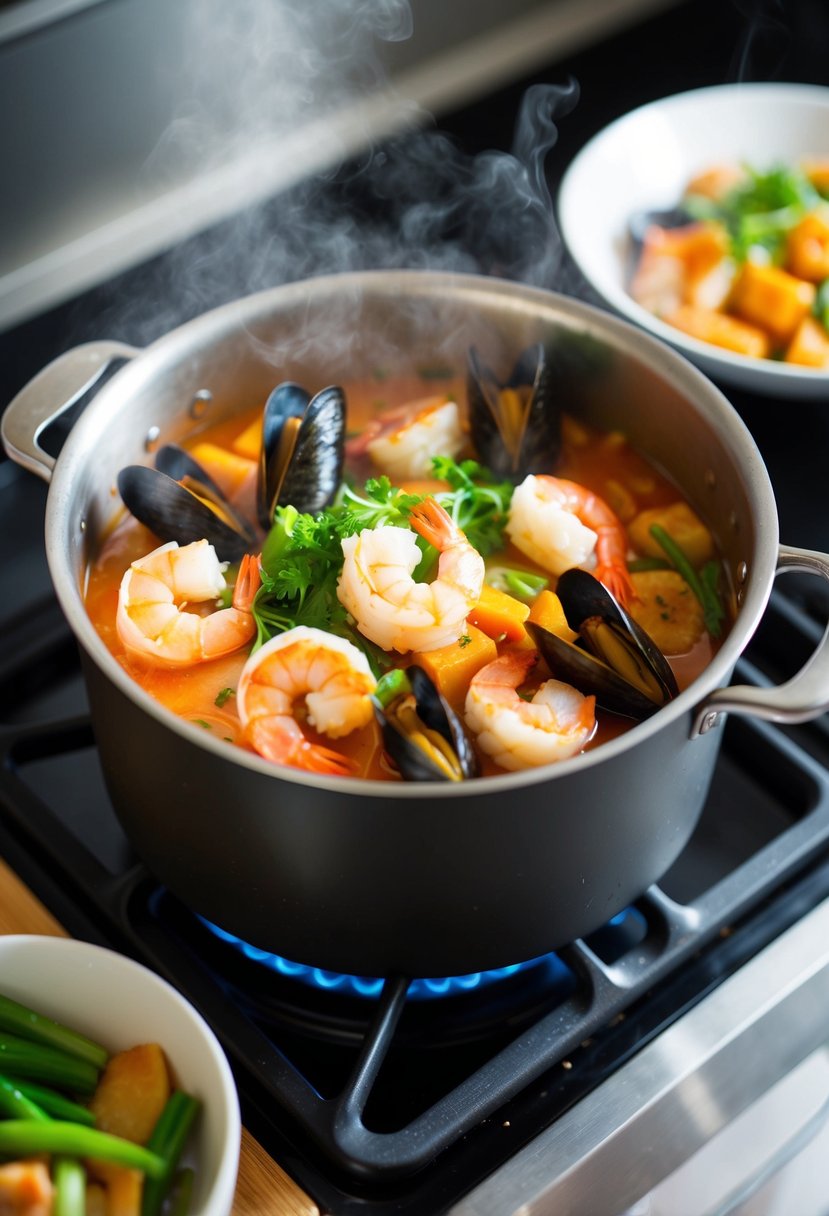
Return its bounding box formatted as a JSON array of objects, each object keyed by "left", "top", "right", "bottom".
[
  {"left": 409, "top": 497, "right": 486, "bottom": 602},
  {"left": 245, "top": 716, "right": 356, "bottom": 776},
  {"left": 233, "top": 553, "right": 261, "bottom": 611}
]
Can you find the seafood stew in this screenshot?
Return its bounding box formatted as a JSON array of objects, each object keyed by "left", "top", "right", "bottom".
[
  {"left": 85, "top": 344, "right": 731, "bottom": 784},
  {"left": 630, "top": 159, "right": 829, "bottom": 367}
]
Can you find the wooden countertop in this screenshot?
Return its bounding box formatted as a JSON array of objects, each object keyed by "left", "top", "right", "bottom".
[{"left": 0, "top": 856, "right": 319, "bottom": 1216}]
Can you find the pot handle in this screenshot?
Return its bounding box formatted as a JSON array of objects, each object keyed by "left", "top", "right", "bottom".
[
  {"left": 1, "top": 341, "right": 139, "bottom": 483},
  {"left": 692, "top": 544, "right": 829, "bottom": 737}
]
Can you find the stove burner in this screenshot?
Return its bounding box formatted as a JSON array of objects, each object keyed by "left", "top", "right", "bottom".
[{"left": 199, "top": 907, "right": 648, "bottom": 1000}]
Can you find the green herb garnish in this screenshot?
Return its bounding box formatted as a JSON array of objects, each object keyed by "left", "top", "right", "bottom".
[
  {"left": 686, "top": 164, "right": 820, "bottom": 264},
  {"left": 431, "top": 456, "right": 514, "bottom": 556},
  {"left": 487, "top": 566, "right": 549, "bottom": 602}
]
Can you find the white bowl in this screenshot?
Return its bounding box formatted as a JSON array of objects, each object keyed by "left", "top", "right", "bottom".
[
  {"left": 0, "top": 934, "right": 241, "bottom": 1216},
  {"left": 557, "top": 82, "right": 829, "bottom": 399}
]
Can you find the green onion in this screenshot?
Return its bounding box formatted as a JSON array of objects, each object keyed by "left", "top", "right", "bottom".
[
  {"left": 487, "top": 567, "right": 549, "bottom": 602},
  {"left": 628, "top": 556, "right": 672, "bottom": 573},
  {"left": 0, "top": 1032, "right": 100, "bottom": 1094},
  {"left": 141, "top": 1091, "right": 202, "bottom": 1216},
  {"left": 0, "top": 1073, "right": 50, "bottom": 1120},
  {"left": 373, "top": 668, "right": 409, "bottom": 709},
  {"left": 4, "top": 1078, "right": 96, "bottom": 1125},
  {"left": 0, "top": 993, "right": 108, "bottom": 1070},
  {"left": 167, "top": 1167, "right": 195, "bottom": 1216},
  {"left": 0, "top": 1121, "right": 166, "bottom": 1177},
  {"left": 648, "top": 525, "right": 724, "bottom": 638},
  {"left": 54, "top": 1157, "right": 87, "bottom": 1216}
]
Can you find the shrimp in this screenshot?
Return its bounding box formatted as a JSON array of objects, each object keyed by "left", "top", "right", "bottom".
[
  {"left": 464, "top": 650, "right": 596, "bottom": 771},
  {"left": 348, "top": 396, "right": 463, "bottom": 481},
  {"left": 116, "top": 540, "right": 259, "bottom": 667},
  {"left": 506, "top": 474, "right": 635, "bottom": 606},
  {"left": 0, "top": 1160, "right": 53, "bottom": 1216},
  {"left": 337, "top": 496, "right": 485, "bottom": 653},
  {"left": 236, "top": 626, "right": 376, "bottom": 775}
]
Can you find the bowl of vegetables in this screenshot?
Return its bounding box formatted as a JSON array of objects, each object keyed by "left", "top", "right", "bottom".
[
  {"left": 557, "top": 82, "right": 829, "bottom": 397},
  {"left": 0, "top": 934, "right": 241, "bottom": 1216}
]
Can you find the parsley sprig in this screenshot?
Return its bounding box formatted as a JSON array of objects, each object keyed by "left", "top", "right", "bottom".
[
  {"left": 685, "top": 163, "right": 821, "bottom": 264},
  {"left": 432, "top": 457, "right": 514, "bottom": 556},
  {"left": 250, "top": 458, "right": 514, "bottom": 655}
]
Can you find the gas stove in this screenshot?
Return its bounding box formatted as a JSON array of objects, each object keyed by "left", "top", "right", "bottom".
[
  {"left": 3, "top": 1, "right": 829, "bottom": 1213},
  {"left": 3, "top": 484, "right": 829, "bottom": 1215}
]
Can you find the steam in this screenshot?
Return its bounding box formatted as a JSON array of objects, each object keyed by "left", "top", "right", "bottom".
[
  {"left": 95, "top": 0, "right": 580, "bottom": 349},
  {"left": 728, "top": 0, "right": 791, "bottom": 80}
]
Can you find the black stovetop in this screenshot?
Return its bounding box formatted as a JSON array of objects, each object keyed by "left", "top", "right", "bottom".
[{"left": 2, "top": 0, "right": 829, "bottom": 1212}]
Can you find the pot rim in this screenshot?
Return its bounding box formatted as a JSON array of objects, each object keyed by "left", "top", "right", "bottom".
[{"left": 45, "top": 269, "right": 779, "bottom": 798}]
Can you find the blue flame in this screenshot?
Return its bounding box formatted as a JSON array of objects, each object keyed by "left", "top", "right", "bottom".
[
  {"left": 200, "top": 906, "right": 646, "bottom": 1001},
  {"left": 200, "top": 917, "right": 572, "bottom": 1000}
]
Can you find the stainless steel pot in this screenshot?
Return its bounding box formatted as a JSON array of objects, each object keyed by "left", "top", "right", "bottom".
[{"left": 5, "top": 270, "right": 829, "bottom": 978}]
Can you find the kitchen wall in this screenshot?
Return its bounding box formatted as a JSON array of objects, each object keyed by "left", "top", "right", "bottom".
[{"left": 0, "top": 0, "right": 680, "bottom": 330}]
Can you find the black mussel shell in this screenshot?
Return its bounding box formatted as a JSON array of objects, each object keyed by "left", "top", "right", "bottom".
[
  {"left": 155, "top": 443, "right": 227, "bottom": 503},
  {"left": 628, "top": 205, "right": 692, "bottom": 248},
  {"left": 467, "top": 342, "right": 560, "bottom": 481},
  {"left": 527, "top": 569, "right": 679, "bottom": 720},
  {"left": 373, "top": 665, "right": 480, "bottom": 782},
  {"left": 153, "top": 444, "right": 256, "bottom": 543},
  {"left": 116, "top": 465, "right": 252, "bottom": 561},
  {"left": 257, "top": 382, "right": 345, "bottom": 528}
]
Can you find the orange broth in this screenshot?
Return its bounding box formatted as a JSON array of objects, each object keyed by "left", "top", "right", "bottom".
[{"left": 85, "top": 372, "right": 727, "bottom": 781}]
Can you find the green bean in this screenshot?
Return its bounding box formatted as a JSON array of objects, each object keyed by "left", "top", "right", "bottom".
[
  {"left": 0, "top": 1032, "right": 100, "bottom": 1095},
  {"left": 53, "top": 1157, "right": 87, "bottom": 1216},
  {"left": 167, "top": 1167, "right": 195, "bottom": 1216},
  {"left": 2, "top": 1078, "right": 96, "bottom": 1126},
  {"left": 0, "top": 1120, "right": 165, "bottom": 1177},
  {"left": 373, "top": 667, "right": 409, "bottom": 709},
  {"left": 141, "top": 1091, "right": 201, "bottom": 1216},
  {"left": 490, "top": 568, "right": 549, "bottom": 602},
  {"left": 627, "top": 556, "right": 672, "bottom": 573},
  {"left": 0, "top": 1073, "right": 50, "bottom": 1120},
  {"left": 0, "top": 993, "right": 108, "bottom": 1070}
]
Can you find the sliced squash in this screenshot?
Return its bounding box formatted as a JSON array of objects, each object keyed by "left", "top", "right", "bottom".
[
  {"left": 628, "top": 502, "right": 715, "bottom": 568},
  {"left": 629, "top": 570, "right": 705, "bottom": 654},
  {"left": 786, "top": 210, "right": 829, "bottom": 282},
  {"left": 785, "top": 315, "right": 829, "bottom": 368},
  {"left": 88, "top": 1043, "right": 171, "bottom": 1146},
  {"left": 664, "top": 304, "right": 770, "bottom": 358},
  {"left": 526, "top": 590, "right": 579, "bottom": 645},
  {"left": 413, "top": 625, "right": 497, "bottom": 712},
  {"left": 729, "top": 260, "right": 815, "bottom": 345},
  {"left": 468, "top": 584, "right": 530, "bottom": 643}
]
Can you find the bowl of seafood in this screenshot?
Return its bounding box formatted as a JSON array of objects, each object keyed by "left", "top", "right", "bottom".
[
  {"left": 0, "top": 934, "right": 241, "bottom": 1216},
  {"left": 4, "top": 269, "right": 829, "bottom": 979},
  {"left": 557, "top": 82, "right": 829, "bottom": 397}
]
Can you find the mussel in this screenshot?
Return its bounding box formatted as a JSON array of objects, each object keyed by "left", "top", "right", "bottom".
[
  {"left": 527, "top": 568, "right": 679, "bottom": 720},
  {"left": 117, "top": 444, "right": 256, "bottom": 562},
  {"left": 257, "top": 382, "right": 345, "bottom": 529},
  {"left": 118, "top": 379, "right": 347, "bottom": 557},
  {"left": 466, "top": 342, "right": 560, "bottom": 480},
  {"left": 373, "top": 665, "right": 480, "bottom": 782}
]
